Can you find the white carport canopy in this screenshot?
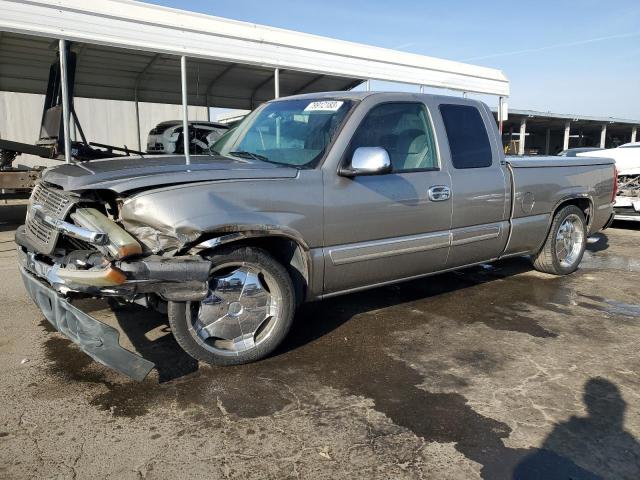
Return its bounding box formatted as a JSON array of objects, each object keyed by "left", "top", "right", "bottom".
[
  {"left": 0, "top": 0, "right": 509, "bottom": 162},
  {"left": 0, "top": 0, "right": 509, "bottom": 102},
  {"left": 0, "top": 30, "right": 366, "bottom": 110}
]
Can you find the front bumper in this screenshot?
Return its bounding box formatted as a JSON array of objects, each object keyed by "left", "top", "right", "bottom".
[
  {"left": 16, "top": 222, "right": 213, "bottom": 380},
  {"left": 19, "top": 265, "right": 155, "bottom": 380}
]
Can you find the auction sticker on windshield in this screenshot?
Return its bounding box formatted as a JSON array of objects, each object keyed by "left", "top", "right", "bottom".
[{"left": 304, "top": 101, "right": 344, "bottom": 112}]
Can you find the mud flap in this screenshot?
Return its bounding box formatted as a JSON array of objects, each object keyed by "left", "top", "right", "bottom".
[
  {"left": 603, "top": 212, "right": 615, "bottom": 230},
  {"left": 19, "top": 266, "right": 155, "bottom": 381}
]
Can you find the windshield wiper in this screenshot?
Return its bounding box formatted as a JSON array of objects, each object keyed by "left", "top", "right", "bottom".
[
  {"left": 229, "top": 150, "right": 270, "bottom": 162},
  {"left": 228, "top": 150, "right": 296, "bottom": 168}
]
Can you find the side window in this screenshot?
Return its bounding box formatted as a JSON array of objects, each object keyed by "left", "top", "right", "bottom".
[
  {"left": 439, "top": 104, "right": 493, "bottom": 169},
  {"left": 349, "top": 103, "right": 438, "bottom": 172}
]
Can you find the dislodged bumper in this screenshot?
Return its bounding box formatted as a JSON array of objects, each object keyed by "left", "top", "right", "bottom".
[
  {"left": 19, "top": 265, "right": 155, "bottom": 380},
  {"left": 16, "top": 222, "right": 213, "bottom": 380}
]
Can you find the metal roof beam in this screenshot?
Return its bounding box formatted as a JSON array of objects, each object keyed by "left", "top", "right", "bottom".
[
  {"left": 134, "top": 53, "right": 161, "bottom": 92},
  {"left": 205, "top": 63, "right": 236, "bottom": 94},
  {"left": 346, "top": 79, "right": 365, "bottom": 91},
  {"left": 294, "top": 74, "right": 324, "bottom": 94},
  {"left": 252, "top": 72, "right": 276, "bottom": 95}
]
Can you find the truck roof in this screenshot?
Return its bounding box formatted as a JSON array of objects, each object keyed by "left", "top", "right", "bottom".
[{"left": 273, "top": 91, "right": 486, "bottom": 105}]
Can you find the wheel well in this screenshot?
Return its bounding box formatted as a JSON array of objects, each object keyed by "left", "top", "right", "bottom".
[
  {"left": 554, "top": 197, "right": 592, "bottom": 229},
  {"left": 204, "top": 236, "right": 309, "bottom": 305}
]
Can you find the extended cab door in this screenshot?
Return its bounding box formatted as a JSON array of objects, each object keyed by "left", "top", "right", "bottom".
[
  {"left": 437, "top": 102, "right": 510, "bottom": 267},
  {"left": 322, "top": 99, "right": 452, "bottom": 295}
]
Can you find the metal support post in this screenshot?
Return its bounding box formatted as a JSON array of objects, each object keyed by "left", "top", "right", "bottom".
[
  {"left": 59, "top": 39, "right": 72, "bottom": 163},
  {"left": 181, "top": 55, "right": 190, "bottom": 165},
  {"left": 563, "top": 121, "right": 571, "bottom": 151},
  {"left": 600, "top": 124, "right": 607, "bottom": 149},
  {"left": 518, "top": 118, "right": 526, "bottom": 156},
  {"left": 545, "top": 128, "right": 551, "bottom": 155},
  {"left": 134, "top": 92, "right": 141, "bottom": 151}
]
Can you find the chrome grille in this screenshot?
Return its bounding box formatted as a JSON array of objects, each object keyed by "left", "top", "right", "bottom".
[
  {"left": 26, "top": 213, "right": 53, "bottom": 244},
  {"left": 25, "top": 183, "right": 75, "bottom": 254},
  {"left": 31, "top": 183, "right": 71, "bottom": 216},
  {"left": 66, "top": 236, "right": 96, "bottom": 251}
]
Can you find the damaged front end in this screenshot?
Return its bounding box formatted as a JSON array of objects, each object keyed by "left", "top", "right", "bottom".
[
  {"left": 16, "top": 182, "right": 212, "bottom": 380},
  {"left": 119, "top": 193, "right": 202, "bottom": 255}
]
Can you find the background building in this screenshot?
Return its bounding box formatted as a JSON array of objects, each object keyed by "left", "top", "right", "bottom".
[{"left": 495, "top": 109, "right": 639, "bottom": 155}]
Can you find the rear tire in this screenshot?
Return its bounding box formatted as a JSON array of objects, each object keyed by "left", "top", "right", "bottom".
[
  {"left": 533, "top": 205, "right": 586, "bottom": 275},
  {"left": 168, "top": 246, "right": 295, "bottom": 366}
]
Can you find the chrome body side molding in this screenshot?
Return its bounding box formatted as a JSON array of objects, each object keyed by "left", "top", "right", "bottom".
[
  {"left": 328, "top": 231, "right": 450, "bottom": 266},
  {"left": 327, "top": 223, "right": 504, "bottom": 267}
]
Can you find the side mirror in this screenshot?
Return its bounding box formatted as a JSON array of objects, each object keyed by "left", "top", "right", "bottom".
[{"left": 340, "top": 147, "right": 392, "bottom": 177}]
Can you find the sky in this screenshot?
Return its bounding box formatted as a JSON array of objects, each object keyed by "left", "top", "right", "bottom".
[{"left": 147, "top": 0, "right": 640, "bottom": 119}]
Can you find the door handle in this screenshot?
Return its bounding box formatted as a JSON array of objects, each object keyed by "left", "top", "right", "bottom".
[{"left": 428, "top": 185, "right": 451, "bottom": 202}]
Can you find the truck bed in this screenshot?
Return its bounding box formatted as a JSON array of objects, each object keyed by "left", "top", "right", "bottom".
[
  {"left": 506, "top": 155, "right": 615, "bottom": 168},
  {"left": 502, "top": 155, "right": 615, "bottom": 257}
]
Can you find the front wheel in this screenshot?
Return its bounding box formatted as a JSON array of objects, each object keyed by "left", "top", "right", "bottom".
[
  {"left": 532, "top": 205, "right": 587, "bottom": 275},
  {"left": 168, "top": 246, "right": 295, "bottom": 366}
]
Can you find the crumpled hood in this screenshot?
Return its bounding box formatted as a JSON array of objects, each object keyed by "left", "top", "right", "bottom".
[{"left": 42, "top": 155, "right": 298, "bottom": 193}]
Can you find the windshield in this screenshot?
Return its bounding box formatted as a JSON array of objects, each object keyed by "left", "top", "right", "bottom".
[{"left": 211, "top": 99, "right": 354, "bottom": 168}]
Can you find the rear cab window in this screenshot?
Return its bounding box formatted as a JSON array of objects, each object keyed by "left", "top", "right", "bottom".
[{"left": 439, "top": 104, "right": 493, "bottom": 169}]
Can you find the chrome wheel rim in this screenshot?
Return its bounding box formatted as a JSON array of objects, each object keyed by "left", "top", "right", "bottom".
[
  {"left": 555, "top": 214, "right": 584, "bottom": 268},
  {"left": 187, "top": 262, "right": 282, "bottom": 356}
]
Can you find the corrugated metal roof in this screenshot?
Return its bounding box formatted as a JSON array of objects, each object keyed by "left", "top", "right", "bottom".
[{"left": 501, "top": 109, "right": 640, "bottom": 126}]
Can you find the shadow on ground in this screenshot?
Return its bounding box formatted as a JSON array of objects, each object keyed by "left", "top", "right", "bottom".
[
  {"left": 513, "top": 378, "right": 640, "bottom": 479},
  {"left": 586, "top": 232, "right": 609, "bottom": 253},
  {"left": 612, "top": 219, "right": 640, "bottom": 231},
  {"left": 0, "top": 203, "right": 27, "bottom": 233}
]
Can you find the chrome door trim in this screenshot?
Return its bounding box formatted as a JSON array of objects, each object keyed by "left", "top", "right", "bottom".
[
  {"left": 450, "top": 223, "right": 502, "bottom": 247},
  {"left": 328, "top": 231, "right": 450, "bottom": 266}
]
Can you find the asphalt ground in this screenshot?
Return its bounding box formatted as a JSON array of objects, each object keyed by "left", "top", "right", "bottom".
[{"left": 1, "top": 201, "right": 639, "bottom": 479}]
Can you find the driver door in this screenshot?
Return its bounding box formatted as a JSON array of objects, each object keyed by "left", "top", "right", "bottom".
[{"left": 322, "top": 101, "right": 452, "bottom": 295}]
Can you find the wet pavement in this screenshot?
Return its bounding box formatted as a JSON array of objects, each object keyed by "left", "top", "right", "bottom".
[{"left": 1, "top": 202, "right": 639, "bottom": 479}]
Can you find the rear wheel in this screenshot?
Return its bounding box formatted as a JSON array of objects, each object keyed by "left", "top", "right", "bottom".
[
  {"left": 532, "top": 205, "right": 586, "bottom": 275},
  {"left": 168, "top": 246, "right": 295, "bottom": 366}
]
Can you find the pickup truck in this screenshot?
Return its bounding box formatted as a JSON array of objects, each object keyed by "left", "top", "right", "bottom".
[{"left": 16, "top": 92, "right": 617, "bottom": 380}]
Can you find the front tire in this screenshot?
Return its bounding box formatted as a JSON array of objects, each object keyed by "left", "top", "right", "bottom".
[
  {"left": 168, "top": 246, "right": 295, "bottom": 366},
  {"left": 532, "top": 205, "right": 587, "bottom": 275}
]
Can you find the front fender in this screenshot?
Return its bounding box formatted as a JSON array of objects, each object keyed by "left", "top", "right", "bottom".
[{"left": 119, "top": 172, "right": 323, "bottom": 255}]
